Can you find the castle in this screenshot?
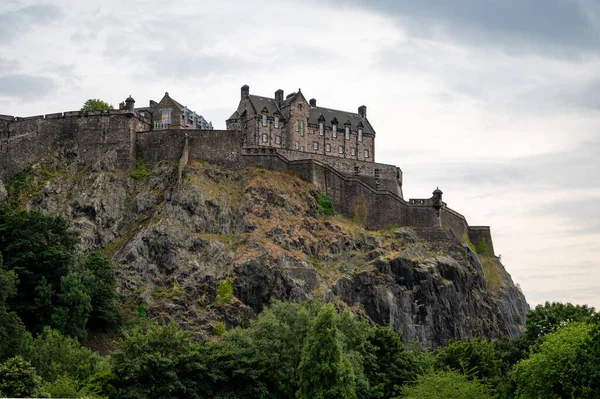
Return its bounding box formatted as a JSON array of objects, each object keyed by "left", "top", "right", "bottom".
[{"left": 0, "top": 86, "right": 494, "bottom": 255}]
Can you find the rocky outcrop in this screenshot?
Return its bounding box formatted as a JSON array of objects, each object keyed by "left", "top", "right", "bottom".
[
  {"left": 0, "top": 177, "right": 6, "bottom": 206},
  {"left": 10, "top": 155, "right": 528, "bottom": 345}
]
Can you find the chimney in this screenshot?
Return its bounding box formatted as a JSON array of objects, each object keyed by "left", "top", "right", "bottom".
[
  {"left": 241, "top": 85, "right": 249, "bottom": 99},
  {"left": 275, "top": 89, "right": 284, "bottom": 106},
  {"left": 309, "top": 98, "right": 317, "bottom": 107},
  {"left": 358, "top": 105, "right": 367, "bottom": 120}
]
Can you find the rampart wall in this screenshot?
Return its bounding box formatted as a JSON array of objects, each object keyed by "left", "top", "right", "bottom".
[
  {"left": 0, "top": 111, "right": 150, "bottom": 180},
  {"left": 468, "top": 226, "right": 495, "bottom": 256}
]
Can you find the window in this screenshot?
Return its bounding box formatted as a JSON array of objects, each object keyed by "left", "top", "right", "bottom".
[
  {"left": 262, "top": 114, "right": 267, "bottom": 126},
  {"left": 300, "top": 145, "right": 305, "bottom": 151},
  {"left": 313, "top": 142, "right": 319, "bottom": 150},
  {"left": 364, "top": 150, "right": 369, "bottom": 158},
  {"left": 161, "top": 109, "right": 171, "bottom": 123},
  {"left": 298, "top": 104, "right": 303, "bottom": 111},
  {"left": 358, "top": 128, "right": 363, "bottom": 142},
  {"left": 295, "top": 141, "right": 299, "bottom": 150},
  {"left": 351, "top": 147, "right": 356, "bottom": 156},
  {"left": 332, "top": 124, "right": 337, "bottom": 137},
  {"left": 326, "top": 143, "right": 331, "bottom": 152},
  {"left": 300, "top": 120, "right": 305, "bottom": 136},
  {"left": 338, "top": 146, "right": 343, "bottom": 154},
  {"left": 319, "top": 122, "right": 324, "bottom": 136},
  {"left": 275, "top": 136, "right": 281, "bottom": 144},
  {"left": 262, "top": 133, "right": 268, "bottom": 142},
  {"left": 345, "top": 126, "right": 350, "bottom": 140},
  {"left": 296, "top": 120, "right": 299, "bottom": 132},
  {"left": 274, "top": 116, "right": 280, "bottom": 128}
]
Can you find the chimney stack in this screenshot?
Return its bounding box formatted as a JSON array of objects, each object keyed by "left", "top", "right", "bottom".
[
  {"left": 241, "top": 85, "right": 249, "bottom": 99},
  {"left": 358, "top": 105, "right": 367, "bottom": 120},
  {"left": 309, "top": 98, "right": 317, "bottom": 107},
  {"left": 275, "top": 89, "right": 284, "bottom": 106}
]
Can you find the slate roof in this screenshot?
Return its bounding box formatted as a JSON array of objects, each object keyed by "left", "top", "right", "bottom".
[
  {"left": 248, "top": 95, "right": 281, "bottom": 116},
  {"left": 231, "top": 91, "right": 375, "bottom": 135},
  {"left": 309, "top": 107, "right": 375, "bottom": 135}
]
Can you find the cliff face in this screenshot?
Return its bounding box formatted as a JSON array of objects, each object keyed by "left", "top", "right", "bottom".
[{"left": 10, "top": 151, "right": 528, "bottom": 346}]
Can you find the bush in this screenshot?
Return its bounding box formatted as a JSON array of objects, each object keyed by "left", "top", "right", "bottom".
[
  {"left": 130, "top": 157, "right": 150, "bottom": 180},
  {"left": 0, "top": 356, "right": 42, "bottom": 398},
  {"left": 477, "top": 238, "right": 489, "bottom": 255},
  {"left": 402, "top": 369, "right": 496, "bottom": 399},
  {"left": 216, "top": 279, "right": 234, "bottom": 304},
  {"left": 315, "top": 191, "right": 335, "bottom": 216}
]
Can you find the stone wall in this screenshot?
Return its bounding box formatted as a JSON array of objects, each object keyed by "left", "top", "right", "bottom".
[
  {"left": 276, "top": 148, "right": 402, "bottom": 197},
  {"left": 469, "top": 226, "right": 496, "bottom": 256},
  {"left": 0, "top": 111, "right": 149, "bottom": 180}
]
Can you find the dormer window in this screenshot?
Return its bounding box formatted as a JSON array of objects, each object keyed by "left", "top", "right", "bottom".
[
  {"left": 274, "top": 116, "right": 280, "bottom": 128},
  {"left": 319, "top": 122, "right": 324, "bottom": 136},
  {"left": 345, "top": 126, "right": 350, "bottom": 140},
  {"left": 332, "top": 124, "right": 337, "bottom": 137},
  {"left": 262, "top": 114, "right": 267, "bottom": 127},
  {"left": 358, "top": 128, "right": 363, "bottom": 142}
]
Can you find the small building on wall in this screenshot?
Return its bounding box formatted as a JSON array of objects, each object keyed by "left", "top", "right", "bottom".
[
  {"left": 130, "top": 92, "right": 213, "bottom": 131},
  {"left": 226, "top": 85, "right": 375, "bottom": 162}
]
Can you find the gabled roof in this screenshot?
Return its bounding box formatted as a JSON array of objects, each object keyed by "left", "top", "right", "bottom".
[
  {"left": 248, "top": 95, "right": 280, "bottom": 116},
  {"left": 227, "top": 110, "right": 240, "bottom": 121},
  {"left": 309, "top": 107, "right": 375, "bottom": 135}
]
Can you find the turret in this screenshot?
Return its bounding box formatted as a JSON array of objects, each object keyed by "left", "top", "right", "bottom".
[
  {"left": 432, "top": 187, "right": 443, "bottom": 211},
  {"left": 125, "top": 95, "right": 135, "bottom": 113}
]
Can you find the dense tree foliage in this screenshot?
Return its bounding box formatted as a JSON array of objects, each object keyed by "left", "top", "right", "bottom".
[
  {"left": 0, "top": 210, "right": 121, "bottom": 339},
  {"left": 513, "top": 321, "right": 600, "bottom": 399},
  {"left": 81, "top": 99, "right": 114, "bottom": 112},
  {"left": 524, "top": 301, "right": 596, "bottom": 344}
]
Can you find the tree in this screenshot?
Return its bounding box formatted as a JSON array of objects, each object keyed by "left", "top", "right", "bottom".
[
  {"left": 77, "top": 253, "right": 121, "bottom": 330},
  {"left": 524, "top": 301, "right": 596, "bottom": 344},
  {"left": 512, "top": 321, "right": 600, "bottom": 399},
  {"left": 81, "top": 99, "right": 113, "bottom": 112},
  {"left": 0, "top": 210, "right": 78, "bottom": 333},
  {"left": 0, "top": 356, "right": 42, "bottom": 398},
  {"left": 0, "top": 254, "right": 29, "bottom": 361},
  {"left": 435, "top": 338, "right": 502, "bottom": 382},
  {"left": 367, "top": 326, "right": 418, "bottom": 398},
  {"left": 296, "top": 304, "right": 357, "bottom": 399},
  {"left": 23, "top": 327, "right": 108, "bottom": 384},
  {"left": 401, "top": 370, "right": 496, "bottom": 399},
  {"left": 52, "top": 271, "right": 92, "bottom": 341}
]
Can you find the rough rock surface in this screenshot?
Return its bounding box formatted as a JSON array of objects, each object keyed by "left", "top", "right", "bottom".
[
  {"left": 8, "top": 153, "right": 529, "bottom": 346},
  {"left": 0, "top": 177, "right": 6, "bottom": 206}
]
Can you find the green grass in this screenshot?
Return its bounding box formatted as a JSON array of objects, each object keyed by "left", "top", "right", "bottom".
[{"left": 315, "top": 191, "right": 334, "bottom": 216}]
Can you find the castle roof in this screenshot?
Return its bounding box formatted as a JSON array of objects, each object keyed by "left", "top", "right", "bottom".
[
  {"left": 236, "top": 91, "right": 374, "bottom": 134},
  {"left": 308, "top": 107, "right": 374, "bottom": 135}
]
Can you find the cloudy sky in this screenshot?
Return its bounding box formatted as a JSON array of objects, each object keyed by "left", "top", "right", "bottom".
[{"left": 1, "top": 0, "right": 599, "bottom": 309}]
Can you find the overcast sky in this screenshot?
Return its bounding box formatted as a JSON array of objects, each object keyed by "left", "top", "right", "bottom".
[{"left": 1, "top": 0, "right": 599, "bottom": 309}]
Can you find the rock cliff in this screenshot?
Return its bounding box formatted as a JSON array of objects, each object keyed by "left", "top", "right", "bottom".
[{"left": 7, "top": 152, "right": 528, "bottom": 347}]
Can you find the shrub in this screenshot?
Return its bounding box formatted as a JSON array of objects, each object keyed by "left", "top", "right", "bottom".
[
  {"left": 476, "top": 238, "right": 489, "bottom": 255},
  {"left": 130, "top": 157, "right": 150, "bottom": 180},
  {"left": 216, "top": 279, "right": 234, "bottom": 304},
  {"left": 461, "top": 234, "right": 476, "bottom": 252},
  {"left": 315, "top": 191, "right": 334, "bottom": 216}
]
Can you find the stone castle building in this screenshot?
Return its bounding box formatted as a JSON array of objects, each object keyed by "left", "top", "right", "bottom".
[
  {"left": 226, "top": 85, "right": 374, "bottom": 163},
  {"left": 0, "top": 87, "right": 495, "bottom": 255}
]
